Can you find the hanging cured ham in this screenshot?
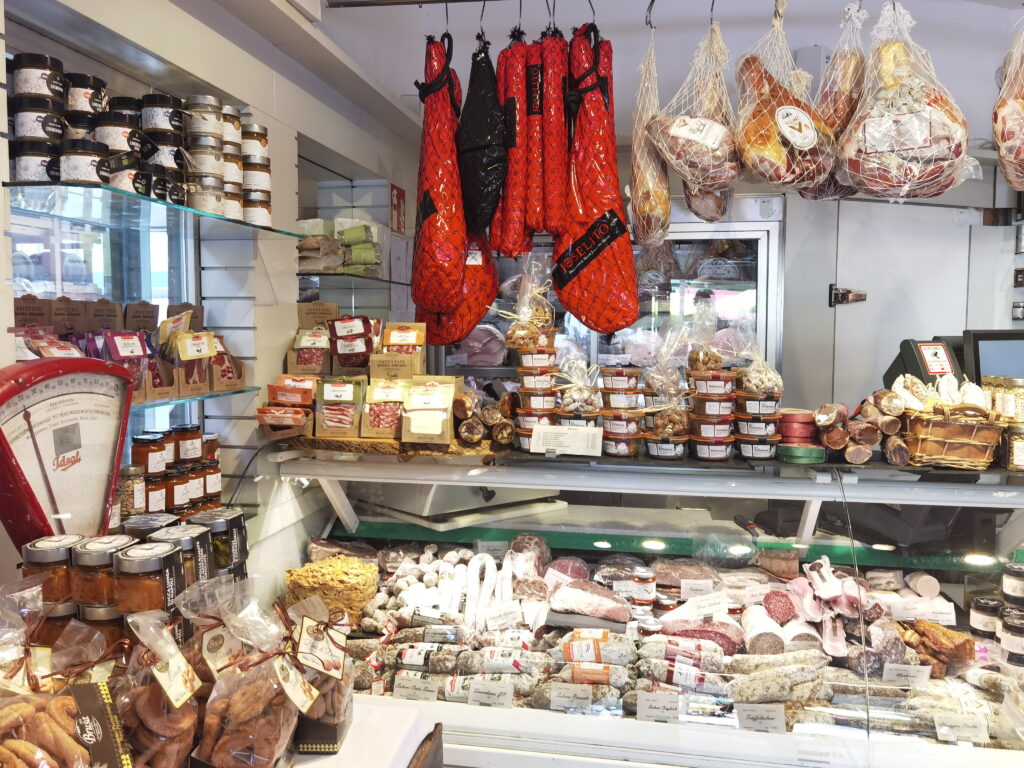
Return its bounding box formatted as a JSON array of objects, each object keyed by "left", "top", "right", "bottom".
[
  {"left": 411, "top": 33, "right": 467, "bottom": 314},
  {"left": 541, "top": 30, "right": 569, "bottom": 236},
  {"left": 553, "top": 24, "right": 638, "bottom": 333},
  {"left": 418, "top": 235, "right": 499, "bottom": 345},
  {"left": 497, "top": 29, "right": 530, "bottom": 257},
  {"left": 525, "top": 40, "right": 545, "bottom": 233}
]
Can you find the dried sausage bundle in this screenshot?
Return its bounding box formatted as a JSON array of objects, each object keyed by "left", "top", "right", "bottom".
[
  {"left": 995, "top": 30, "right": 1024, "bottom": 190},
  {"left": 630, "top": 39, "right": 669, "bottom": 244},
  {"left": 838, "top": 2, "right": 979, "bottom": 198},
  {"left": 736, "top": 3, "right": 835, "bottom": 191},
  {"left": 800, "top": 3, "right": 868, "bottom": 201},
  {"left": 647, "top": 22, "right": 738, "bottom": 222}
]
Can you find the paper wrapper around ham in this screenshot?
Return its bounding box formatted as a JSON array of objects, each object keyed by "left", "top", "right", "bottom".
[
  {"left": 412, "top": 34, "right": 468, "bottom": 314},
  {"left": 418, "top": 234, "right": 499, "bottom": 345},
  {"left": 553, "top": 24, "right": 638, "bottom": 333}
]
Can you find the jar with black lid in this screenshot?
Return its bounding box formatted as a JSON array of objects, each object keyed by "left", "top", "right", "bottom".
[
  {"left": 64, "top": 112, "right": 96, "bottom": 141},
  {"left": 121, "top": 512, "right": 179, "bottom": 540},
  {"left": 148, "top": 523, "right": 212, "bottom": 587},
  {"left": 1003, "top": 610, "right": 1024, "bottom": 656},
  {"left": 108, "top": 152, "right": 152, "bottom": 197},
  {"left": 167, "top": 468, "right": 192, "bottom": 511},
  {"left": 95, "top": 112, "right": 141, "bottom": 154},
  {"left": 999, "top": 604, "right": 1024, "bottom": 642},
  {"left": 107, "top": 96, "right": 141, "bottom": 117},
  {"left": 132, "top": 434, "right": 166, "bottom": 475},
  {"left": 1003, "top": 562, "right": 1024, "bottom": 607},
  {"left": 12, "top": 96, "right": 65, "bottom": 142},
  {"left": 11, "top": 140, "right": 60, "bottom": 183},
  {"left": 164, "top": 168, "right": 187, "bottom": 206},
  {"left": 970, "top": 596, "right": 1003, "bottom": 639},
  {"left": 65, "top": 73, "right": 107, "bottom": 113},
  {"left": 60, "top": 139, "right": 110, "bottom": 184},
  {"left": 191, "top": 508, "right": 248, "bottom": 568},
  {"left": 22, "top": 534, "right": 86, "bottom": 603},
  {"left": 141, "top": 93, "right": 184, "bottom": 132},
  {"left": 172, "top": 423, "right": 203, "bottom": 464},
  {"left": 11, "top": 53, "right": 64, "bottom": 99},
  {"left": 113, "top": 542, "right": 184, "bottom": 613},
  {"left": 145, "top": 130, "right": 185, "bottom": 171}
]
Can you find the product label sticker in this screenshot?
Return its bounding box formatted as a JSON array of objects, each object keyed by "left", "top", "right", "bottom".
[
  {"left": 917, "top": 343, "right": 953, "bottom": 375},
  {"left": 371, "top": 678, "right": 386, "bottom": 696},
  {"left": 112, "top": 333, "right": 145, "bottom": 358},
  {"left": 667, "top": 662, "right": 701, "bottom": 689},
  {"left": 571, "top": 662, "right": 611, "bottom": 686},
  {"left": 332, "top": 338, "right": 367, "bottom": 355},
  {"left": 422, "top": 626, "right": 460, "bottom": 645},
  {"left": 735, "top": 703, "right": 787, "bottom": 733},
  {"left": 71, "top": 659, "right": 116, "bottom": 685},
  {"left": 933, "top": 713, "right": 990, "bottom": 744},
  {"left": 151, "top": 649, "right": 202, "bottom": 709},
  {"left": 322, "top": 382, "right": 355, "bottom": 402},
  {"left": 882, "top": 663, "right": 932, "bottom": 688},
  {"left": 563, "top": 640, "right": 598, "bottom": 663},
  {"left": 863, "top": 110, "right": 932, "bottom": 155},
  {"left": 775, "top": 106, "right": 818, "bottom": 150},
  {"left": 296, "top": 330, "right": 330, "bottom": 349},
  {"left": 393, "top": 675, "right": 439, "bottom": 701},
  {"left": 274, "top": 656, "right": 319, "bottom": 713},
  {"left": 398, "top": 647, "right": 434, "bottom": 669},
  {"left": 668, "top": 115, "right": 727, "bottom": 150},
  {"left": 332, "top": 319, "right": 366, "bottom": 337},
  {"left": 388, "top": 330, "right": 419, "bottom": 345},
  {"left": 678, "top": 579, "right": 715, "bottom": 600},
  {"left": 482, "top": 648, "right": 523, "bottom": 674},
  {"left": 468, "top": 678, "right": 514, "bottom": 708},
  {"left": 411, "top": 607, "right": 444, "bottom": 627},
  {"left": 296, "top": 616, "right": 349, "bottom": 680},
  {"left": 552, "top": 211, "right": 629, "bottom": 290},
  {"left": 612, "top": 580, "right": 637, "bottom": 599},
  {"left": 742, "top": 583, "right": 773, "bottom": 605},
  {"left": 548, "top": 682, "right": 592, "bottom": 712},
  {"left": 486, "top": 604, "right": 521, "bottom": 632},
  {"left": 571, "top": 629, "right": 610, "bottom": 642},
  {"left": 201, "top": 626, "right": 243, "bottom": 680},
  {"left": 636, "top": 691, "right": 683, "bottom": 723},
  {"left": 466, "top": 248, "right": 483, "bottom": 266}
]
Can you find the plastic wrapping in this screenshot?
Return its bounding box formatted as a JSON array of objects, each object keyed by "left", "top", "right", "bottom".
[
  {"left": 554, "top": 352, "right": 601, "bottom": 414},
  {"left": 800, "top": 3, "right": 868, "bottom": 201},
  {"left": 647, "top": 22, "right": 738, "bottom": 222},
  {"left": 630, "top": 38, "right": 669, "bottom": 246},
  {"left": 685, "top": 298, "right": 724, "bottom": 372},
  {"left": 838, "top": 2, "right": 979, "bottom": 199},
  {"left": 732, "top": 320, "right": 783, "bottom": 394},
  {"left": 175, "top": 575, "right": 239, "bottom": 704},
  {"left": 736, "top": 2, "right": 835, "bottom": 190},
  {"left": 541, "top": 30, "right": 570, "bottom": 235},
  {"left": 411, "top": 33, "right": 467, "bottom": 314},
  {"left": 286, "top": 598, "right": 354, "bottom": 733},
  {"left": 996, "top": 30, "right": 1024, "bottom": 190},
  {"left": 457, "top": 35, "right": 507, "bottom": 236},
  {"left": 496, "top": 29, "right": 530, "bottom": 258},
  {"left": 644, "top": 327, "right": 690, "bottom": 437},
  {"left": 525, "top": 41, "right": 545, "bottom": 233},
  {"left": 553, "top": 23, "right": 639, "bottom": 333},
  {"left": 503, "top": 254, "right": 556, "bottom": 349},
  {"left": 418, "top": 233, "right": 499, "bottom": 345}
]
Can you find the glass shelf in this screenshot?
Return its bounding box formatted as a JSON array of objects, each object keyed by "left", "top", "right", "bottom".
[
  {"left": 130, "top": 386, "right": 260, "bottom": 411},
  {"left": 6, "top": 182, "right": 302, "bottom": 241},
  {"left": 297, "top": 272, "right": 409, "bottom": 287}
]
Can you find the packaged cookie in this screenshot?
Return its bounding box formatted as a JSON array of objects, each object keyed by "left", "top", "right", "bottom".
[
  {"left": 503, "top": 256, "right": 556, "bottom": 350},
  {"left": 555, "top": 354, "right": 601, "bottom": 416},
  {"left": 643, "top": 328, "right": 690, "bottom": 438}
]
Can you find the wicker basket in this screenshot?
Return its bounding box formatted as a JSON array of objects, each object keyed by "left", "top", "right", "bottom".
[{"left": 901, "top": 405, "right": 1004, "bottom": 470}]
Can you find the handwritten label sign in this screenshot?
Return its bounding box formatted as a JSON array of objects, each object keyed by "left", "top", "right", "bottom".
[
  {"left": 678, "top": 591, "right": 729, "bottom": 619},
  {"left": 678, "top": 579, "right": 715, "bottom": 600},
  {"left": 735, "top": 703, "right": 786, "bottom": 733},
  {"left": 393, "top": 676, "right": 439, "bottom": 701},
  {"left": 468, "top": 679, "right": 514, "bottom": 708},
  {"left": 636, "top": 692, "right": 682, "bottom": 723},
  {"left": 548, "top": 682, "right": 591, "bottom": 712},
  {"left": 933, "top": 713, "right": 990, "bottom": 744},
  {"left": 891, "top": 598, "right": 956, "bottom": 625},
  {"left": 882, "top": 663, "right": 932, "bottom": 688}
]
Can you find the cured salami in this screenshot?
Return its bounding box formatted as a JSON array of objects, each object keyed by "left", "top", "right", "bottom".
[
  {"left": 412, "top": 34, "right": 467, "bottom": 313},
  {"left": 553, "top": 24, "right": 638, "bottom": 333}
]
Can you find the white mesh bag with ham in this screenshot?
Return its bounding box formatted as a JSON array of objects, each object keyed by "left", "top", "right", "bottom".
[
  {"left": 996, "top": 29, "right": 1024, "bottom": 189},
  {"left": 629, "top": 37, "right": 670, "bottom": 245},
  {"left": 837, "top": 1, "right": 979, "bottom": 199}
]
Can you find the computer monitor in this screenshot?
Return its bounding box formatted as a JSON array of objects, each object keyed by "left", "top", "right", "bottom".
[{"left": 962, "top": 330, "right": 1024, "bottom": 381}]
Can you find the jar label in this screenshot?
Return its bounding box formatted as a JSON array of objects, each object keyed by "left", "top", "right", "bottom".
[
  {"left": 970, "top": 609, "right": 997, "bottom": 633},
  {"left": 1012, "top": 440, "right": 1024, "bottom": 469},
  {"left": 242, "top": 138, "right": 270, "bottom": 157},
  {"left": 13, "top": 68, "right": 65, "bottom": 98},
  {"left": 703, "top": 401, "right": 732, "bottom": 416},
  {"left": 607, "top": 393, "right": 636, "bottom": 409},
  {"left": 14, "top": 156, "right": 60, "bottom": 183},
  {"left": 634, "top": 581, "right": 657, "bottom": 601},
  {"left": 648, "top": 442, "right": 683, "bottom": 458},
  {"left": 180, "top": 438, "right": 202, "bottom": 461},
  {"left": 172, "top": 482, "right": 191, "bottom": 507},
  {"left": 143, "top": 450, "right": 164, "bottom": 474},
  {"left": 700, "top": 424, "right": 731, "bottom": 438},
  {"left": 1004, "top": 632, "right": 1024, "bottom": 654},
  {"left": 242, "top": 169, "right": 272, "bottom": 191},
  {"left": 1004, "top": 574, "right": 1024, "bottom": 598},
  {"left": 206, "top": 472, "right": 222, "bottom": 495},
  {"left": 133, "top": 483, "right": 146, "bottom": 511},
  {"left": 746, "top": 400, "right": 778, "bottom": 415},
  {"left": 188, "top": 477, "right": 204, "bottom": 502},
  {"left": 147, "top": 488, "right": 166, "bottom": 513},
  {"left": 61, "top": 153, "right": 106, "bottom": 184},
  {"left": 14, "top": 111, "right": 64, "bottom": 141}
]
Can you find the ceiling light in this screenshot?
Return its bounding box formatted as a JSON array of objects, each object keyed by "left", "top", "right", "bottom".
[
  {"left": 964, "top": 553, "right": 996, "bottom": 567},
  {"left": 593, "top": 541, "right": 612, "bottom": 549},
  {"left": 871, "top": 543, "right": 896, "bottom": 552},
  {"left": 641, "top": 539, "right": 666, "bottom": 551},
  {"left": 727, "top": 544, "right": 752, "bottom": 556}
]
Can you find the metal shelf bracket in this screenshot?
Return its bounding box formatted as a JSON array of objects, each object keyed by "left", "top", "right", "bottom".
[{"left": 319, "top": 478, "right": 359, "bottom": 532}]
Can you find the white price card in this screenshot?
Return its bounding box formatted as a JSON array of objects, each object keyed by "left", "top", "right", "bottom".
[
  {"left": 475, "top": 539, "right": 509, "bottom": 558},
  {"left": 548, "top": 682, "right": 592, "bottom": 712},
  {"left": 742, "top": 583, "right": 772, "bottom": 605},
  {"left": 486, "top": 604, "right": 521, "bottom": 632},
  {"left": 735, "top": 703, "right": 786, "bottom": 734},
  {"left": 891, "top": 598, "right": 956, "bottom": 625},
  {"left": 322, "top": 383, "right": 354, "bottom": 401},
  {"left": 393, "top": 675, "right": 439, "bottom": 701},
  {"left": 933, "top": 713, "right": 990, "bottom": 744},
  {"left": 544, "top": 567, "right": 573, "bottom": 591},
  {"left": 882, "top": 663, "right": 932, "bottom": 688},
  {"left": 611, "top": 580, "right": 636, "bottom": 599},
  {"left": 636, "top": 692, "right": 682, "bottom": 723},
  {"left": 530, "top": 425, "right": 603, "bottom": 457},
  {"left": 678, "top": 579, "right": 715, "bottom": 600},
  {"left": 468, "top": 679, "right": 514, "bottom": 708},
  {"left": 678, "top": 591, "right": 729, "bottom": 619}
]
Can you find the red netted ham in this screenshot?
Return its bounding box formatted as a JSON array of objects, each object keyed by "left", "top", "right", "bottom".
[
  {"left": 541, "top": 29, "right": 569, "bottom": 235},
  {"left": 412, "top": 33, "right": 467, "bottom": 313},
  {"left": 418, "top": 234, "right": 499, "bottom": 345},
  {"left": 525, "top": 40, "right": 545, "bottom": 233},
  {"left": 553, "top": 24, "right": 638, "bottom": 333},
  {"left": 497, "top": 29, "right": 530, "bottom": 257}
]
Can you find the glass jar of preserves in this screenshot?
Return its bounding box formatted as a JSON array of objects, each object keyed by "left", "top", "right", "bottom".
[
  {"left": 148, "top": 524, "right": 212, "bottom": 587},
  {"left": 155, "top": 430, "right": 175, "bottom": 470},
  {"left": 1004, "top": 611, "right": 1024, "bottom": 657},
  {"left": 1009, "top": 379, "right": 1024, "bottom": 423},
  {"left": 131, "top": 434, "right": 166, "bottom": 475},
  {"left": 121, "top": 513, "right": 179, "bottom": 540},
  {"left": 119, "top": 465, "right": 147, "bottom": 517},
  {"left": 166, "top": 468, "right": 192, "bottom": 511},
  {"left": 70, "top": 534, "right": 138, "bottom": 606},
  {"left": 113, "top": 542, "right": 184, "bottom": 613},
  {"left": 637, "top": 618, "right": 664, "bottom": 637},
  {"left": 77, "top": 604, "right": 127, "bottom": 649},
  {"left": 1003, "top": 424, "right": 1024, "bottom": 471},
  {"left": 970, "top": 596, "right": 1003, "bottom": 639},
  {"left": 171, "top": 423, "right": 202, "bottom": 465},
  {"left": 187, "top": 464, "right": 206, "bottom": 504},
  {"left": 630, "top": 567, "right": 657, "bottom": 607},
  {"left": 34, "top": 602, "right": 77, "bottom": 647},
  {"left": 145, "top": 475, "right": 168, "bottom": 513},
  {"left": 203, "top": 434, "right": 221, "bottom": 461},
  {"left": 21, "top": 535, "right": 85, "bottom": 602},
  {"left": 191, "top": 508, "right": 248, "bottom": 568},
  {"left": 203, "top": 460, "right": 222, "bottom": 500},
  {"left": 1004, "top": 562, "right": 1024, "bottom": 607}
]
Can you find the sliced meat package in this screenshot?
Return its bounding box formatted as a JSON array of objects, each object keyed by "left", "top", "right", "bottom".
[
  {"left": 800, "top": 3, "right": 867, "bottom": 201},
  {"left": 417, "top": 233, "right": 499, "bottom": 345},
  {"left": 541, "top": 30, "right": 570, "bottom": 235},
  {"left": 736, "top": 7, "right": 835, "bottom": 190},
  {"left": 457, "top": 35, "right": 507, "bottom": 236},
  {"left": 412, "top": 33, "right": 468, "bottom": 313},
  {"left": 525, "top": 40, "right": 545, "bottom": 233},
  {"left": 629, "top": 38, "right": 669, "bottom": 245},
  {"left": 996, "top": 30, "right": 1024, "bottom": 189},
  {"left": 838, "top": 2, "right": 978, "bottom": 198},
  {"left": 553, "top": 24, "right": 638, "bottom": 333},
  {"left": 497, "top": 29, "right": 530, "bottom": 257}
]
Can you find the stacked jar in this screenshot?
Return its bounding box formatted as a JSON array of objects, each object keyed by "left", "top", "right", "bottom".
[
  {"left": 221, "top": 106, "right": 244, "bottom": 220},
  {"left": 139, "top": 93, "right": 187, "bottom": 205},
  {"left": 685, "top": 370, "right": 737, "bottom": 460},
  {"left": 515, "top": 366, "right": 559, "bottom": 452},
  {"left": 1002, "top": 563, "right": 1024, "bottom": 679},
  {"left": 185, "top": 95, "right": 225, "bottom": 216},
  {"left": 241, "top": 121, "right": 272, "bottom": 226},
  {"left": 130, "top": 426, "right": 222, "bottom": 518},
  {"left": 599, "top": 367, "right": 644, "bottom": 458}
]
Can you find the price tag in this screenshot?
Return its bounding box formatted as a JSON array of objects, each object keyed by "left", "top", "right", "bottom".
[
  {"left": 678, "top": 579, "right": 715, "bottom": 600},
  {"left": 468, "top": 679, "right": 514, "bottom": 708},
  {"left": 393, "top": 675, "right": 439, "bottom": 701},
  {"left": 475, "top": 540, "right": 509, "bottom": 558},
  {"left": 274, "top": 656, "right": 319, "bottom": 713},
  {"left": 112, "top": 334, "right": 145, "bottom": 357},
  {"left": 322, "top": 382, "right": 354, "bottom": 401},
  {"left": 371, "top": 678, "right": 386, "bottom": 696},
  {"left": 530, "top": 425, "right": 603, "bottom": 457},
  {"left": 611, "top": 580, "right": 637, "bottom": 599},
  {"left": 544, "top": 567, "right": 573, "bottom": 591},
  {"left": 486, "top": 604, "right": 521, "bottom": 632},
  {"left": 882, "top": 663, "right": 932, "bottom": 688},
  {"left": 891, "top": 598, "right": 956, "bottom": 625},
  {"left": 548, "top": 682, "right": 591, "bottom": 712},
  {"left": 296, "top": 616, "right": 349, "bottom": 680},
  {"left": 735, "top": 703, "right": 786, "bottom": 733},
  {"left": 151, "top": 649, "right": 203, "bottom": 709},
  {"left": 201, "top": 626, "right": 243, "bottom": 680},
  {"left": 933, "top": 713, "right": 990, "bottom": 744},
  {"left": 742, "top": 584, "right": 772, "bottom": 605},
  {"left": 678, "top": 591, "right": 729, "bottom": 619},
  {"left": 636, "top": 692, "right": 682, "bottom": 723}
]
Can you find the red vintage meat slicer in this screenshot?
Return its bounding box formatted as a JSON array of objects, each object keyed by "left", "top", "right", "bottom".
[{"left": 0, "top": 357, "right": 133, "bottom": 547}]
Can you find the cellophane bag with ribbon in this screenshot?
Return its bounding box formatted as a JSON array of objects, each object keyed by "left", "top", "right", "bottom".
[
  {"left": 996, "top": 29, "right": 1024, "bottom": 190},
  {"left": 736, "top": 0, "right": 835, "bottom": 191},
  {"left": 630, "top": 38, "right": 670, "bottom": 246},
  {"left": 731, "top": 319, "right": 783, "bottom": 395},
  {"left": 504, "top": 254, "right": 556, "bottom": 351},
  {"left": 644, "top": 327, "right": 690, "bottom": 437},
  {"left": 800, "top": 3, "right": 868, "bottom": 201},
  {"left": 0, "top": 576, "right": 52, "bottom": 695},
  {"left": 647, "top": 22, "right": 739, "bottom": 222},
  {"left": 116, "top": 611, "right": 201, "bottom": 768},
  {"left": 194, "top": 582, "right": 302, "bottom": 768},
  {"left": 555, "top": 352, "right": 601, "bottom": 415},
  {"left": 175, "top": 575, "right": 240, "bottom": 713},
  {"left": 49, "top": 619, "right": 123, "bottom": 690},
  {"left": 838, "top": 1, "right": 979, "bottom": 199},
  {"left": 685, "top": 297, "right": 723, "bottom": 372}
]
